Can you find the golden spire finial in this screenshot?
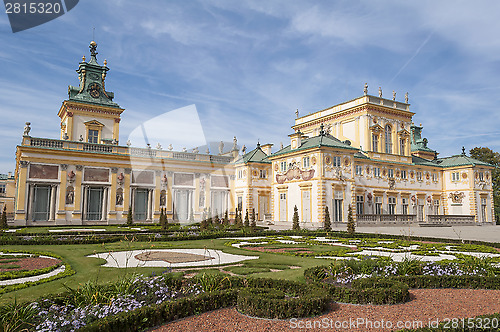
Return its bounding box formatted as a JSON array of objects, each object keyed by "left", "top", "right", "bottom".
[
  {"left": 82, "top": 55, "right": 86, "bottom": 62},
  {"left": 103, "top": 59, "right": 107, "bottom": 66}
]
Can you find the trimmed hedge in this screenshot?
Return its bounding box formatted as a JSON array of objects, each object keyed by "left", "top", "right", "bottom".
[
  {"left": 3, "top": 227, "right": 500, "bottom": 248},
  {"left": 237, "top": 286, "right": 330, "bottom": 319},
  {"left": 304, "top": 266, "right": 410, "bottom": 305},
  {"left": 391, "top": 275, "right": 500, "bottom": 290},
  {"left": 80, "top": 289, "right": 238, "bottom": 332},
  {"left": 327, "top": 278, "right": 409, "bottom": 305}
]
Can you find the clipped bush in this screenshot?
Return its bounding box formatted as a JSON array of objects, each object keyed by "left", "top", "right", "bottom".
[{"left": 237, "top": 281, "right": 330, "bottom": 319}]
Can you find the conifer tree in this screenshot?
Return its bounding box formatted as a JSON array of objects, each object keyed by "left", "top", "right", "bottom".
[
  {"left": 347, "top": 204, "right": 355, "bottom": 235},
  {"left": 223, "top": 210, "right": 229, "bottom": 226},
  {"left": 160, "top": 208, "right": 168, "bottom": 230},
  {"left": 214, "top": 210, "right": 220, "bottom": 226},
  {"left": 234, "top": 207, "right": 239, "bottom": 225},
  {"left": 244, "top": 209, "right": 249, "bottom": 227},
  {"left": 207, "top": 208, "right": 212, "bottom": 226},
  {"left": 126, "top": 206, "right": 133, "bottom": 226},
  {"left": 292, "top": 205, "right": 300, "bottom": 230},
  {"left": 0, "top": 206, "right": 7, "bottom": 229},
  {"left": 324, "top": 206, "right": 331, "bottom": 231},
  {"left": 250, "top": 208, "right": 256, "bottom": 229},
  {"left": 239, "top": 209, "right": 243, "bottom": 226}
]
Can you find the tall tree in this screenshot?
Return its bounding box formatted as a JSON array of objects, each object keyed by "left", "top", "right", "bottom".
[{"left": 470, "top": 147, "right": 500, "bottom": 223}]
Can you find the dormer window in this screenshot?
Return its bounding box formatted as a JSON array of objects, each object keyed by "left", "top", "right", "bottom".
[
  {"left": 84, "top": 120, "right": 104, "bottom": 144},
  {"left": 88, "top": 129, "right": 99, "bottom": 143}
]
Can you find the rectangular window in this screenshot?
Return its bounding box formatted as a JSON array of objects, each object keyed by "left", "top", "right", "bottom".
[
  {"left": 356, "top": 195, "right": 364, "bottom": 216},
  {"left": 401, "top": 170, "right": 407, "bottom": 179},
  {"left": 375, "top": 196, "right": 382, "bottom": 215},
  {"left": 237, "top": 196, "right": 243, "bottom": 211},
  {"left": 238, "top": 169, "right": 244, "bottom": 179},
  {"left": 400, "top": 139, "right": 405, "bottom": 156},
  {"left": 481, "top": 198, "right": 487, "bottom": 222},
  {"left": 388, "top": 169, "right": 394, "bottom": 178},
  {"left": 373, "top": 167, "right": 380, "bottom": 177},
  {"left": 372, "top": 134, "right": 378, "bottom": 152},
  {"left": 303, "top": 157, "right": 310, "bottom": 168},
  {"left": 402, "top": 198, "right": 408, "bottom": 215},
  {"left": 86, "top": 187, "right": 104, "bottom": 221},
  {"left": 302, "top": 190, "right": 311, "bottom": 222},
  {"left": 279, "top": 192, "right": 287, "bottom": 221},
  {"left": 355, "top": 165, "right": 363, "bottom": 176},
  {"left": 451, "top": 172, "right": 460, "bottom": 181},
  {"left": 259, "top": 169, "right": 266, "bottom": 179},
  {"left": 280, "top": 161, "right": 287, "bottom": 172},
  {"left": 134, "top": 189, "right": 149, "bottom": 220},
  {"left": 0, "top": 184, "right": 5, "bottom": 194},
  {"left": 432, "top": 173, "right": 438, "bottom": 182},
  {"left": 333, "top": 191, "right": 343, "bottom": 223},
  {"left": 32, "top": 185, "right": 51, "bottom": 221},
  {"left": 333, "top": 156, "right": 341, "bottom": 167},
  {"left": 433, "top": 199, "right": 440, "bottom": 215},
  {"left": 88, "top": 129, "right": 99, "bottom": 144},
  {"left": 416, "top": 171, "right": 422, "bottom": 181},
  {"left": 479, "top": 172, "right": 484, "bottom": 181},
  {"left": 388, "top": 197, "right": 396, "bottom": 215},
  {"left": 417, "top": 199, "right": 424, "bottom": 222}
]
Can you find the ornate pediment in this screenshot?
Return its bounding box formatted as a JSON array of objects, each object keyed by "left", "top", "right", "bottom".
[
  {"left": 84, "top": 120, "right": 104, "bottom": 127},
  {"left": 398, "top": 128, "right": 410, "bottom": 137},
  {"left": 369, "top": 124, "right": 384, "bottom": 133}
]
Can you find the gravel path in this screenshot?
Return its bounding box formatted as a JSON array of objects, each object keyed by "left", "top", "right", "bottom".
[{"left": 151, "top": 288, "right": 500, "bottom": 331}]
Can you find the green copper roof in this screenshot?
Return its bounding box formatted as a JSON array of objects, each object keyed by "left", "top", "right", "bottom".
[
  {"left": 67, "top": 42, "right": 121, "bottom": 109},
  {"left": 435, "top": 154, "right": 494, "bottom": 168},
  {"left": 270, "top": 131, "right": 358, "bottom": 158},
  {"left": 354, "top": 151, "right": 370, "bottom": 159},
  {"left": 412, "top": 155, "right": 439, "bottom": 166},
  {"left": 235, "top": 144, "right": 271, "bottom": 164},
  {"left": 410, "top": 124, "right": 436, "bottom": 153}
]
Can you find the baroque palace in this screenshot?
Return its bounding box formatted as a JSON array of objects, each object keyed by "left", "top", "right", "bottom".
[{"left": 11, "top": 42, "right": 495, "bottom": 228}]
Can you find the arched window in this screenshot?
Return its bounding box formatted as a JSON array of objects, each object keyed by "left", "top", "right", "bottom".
[{"left": 385, "top": 125, "right": 392, "bottom": 154}]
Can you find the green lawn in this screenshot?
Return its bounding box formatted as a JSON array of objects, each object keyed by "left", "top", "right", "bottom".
[{"left": 0, "top": 237, "right": 328, "bottom": 305}]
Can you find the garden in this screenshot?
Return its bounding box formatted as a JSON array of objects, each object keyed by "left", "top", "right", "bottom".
[{"left": 1, "top": 225, "right": 500, "bottom": 331}]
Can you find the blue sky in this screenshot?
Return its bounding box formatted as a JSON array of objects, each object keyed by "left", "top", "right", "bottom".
[{"left": 1, "top": 0, "right": 500, "bottom": 173}]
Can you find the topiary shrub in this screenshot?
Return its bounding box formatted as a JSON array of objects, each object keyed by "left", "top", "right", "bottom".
[
  {"left": 244, "top": 209, "right": 249, "bottom": 227},
  {"left": 292, "top": 205, "right": 300, "bottom": 230},
  {"left": 126, "top": 206, "right": 133, "bottom": 226},
  {"left": 324, "top": 206, "right": 331, "bottom": 231},
  {"left": 250, "top": 208, "right": 256, "bottom": 230},
  {"left": 347, "top": 204, "right": 355, "bottom": 235},
  {"left": 237, "top": 284, "right": 329, "bottom": 319}
]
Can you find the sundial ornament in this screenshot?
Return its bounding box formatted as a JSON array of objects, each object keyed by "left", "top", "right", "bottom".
[{"left": 88, "top": 82, "right": 101, "bottom": 98}]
